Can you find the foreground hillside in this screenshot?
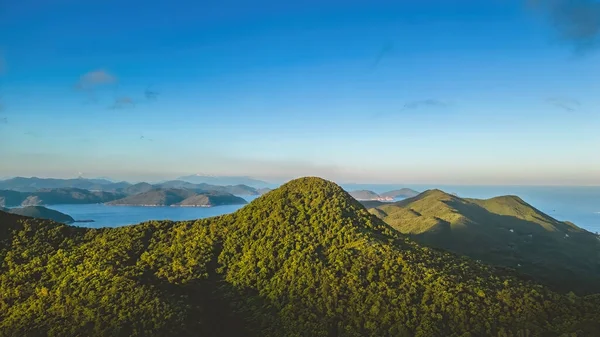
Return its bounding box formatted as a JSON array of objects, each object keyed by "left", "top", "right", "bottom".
[
  {"left": 0, "top": 178, "right": 599, "bottom": 337},
  {"left": 368, "top": 189, "right": 600, "bottom": 294}
]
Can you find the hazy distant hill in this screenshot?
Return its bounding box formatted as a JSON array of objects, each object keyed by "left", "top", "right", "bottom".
[
  {"left": 0, "top": 190, "right": 27, "bottom": 207},
  {"left": 20, "top": 188, "right": 125, "bottom": 206},
  {"left": 7, "top": 206, "right": 74, "bottom": 223},
  {"left": 107, "top": 188, "right": 246, "bottom": 207},
  {"left": 0, "top": 177, "right": 599, "bottom": 336},
  {"left": 348, "top": 190, "right": 381, "bottom": 200},
  {"left": 155, "top": 180, "right": 260, "bottom": 196},
  {"left": 257, "top": 187, "right": 272, "bottom": 194},
  {"left": 176, "top": 174, "right": 270, "bottom": 188},
  {"left": 122, "top": 182, "right": 154, "bottom": 195},
  {"left": 0, "top": 177, "right": 131, "bottom": 192},
  {"left": 380, "top": 188, "right": 419, "bottom": 199},
  {"left": 368, "top": 189, "right": 600, "bottom": 294},
  {"left": 107, "top": 188, "right": 197, "bottom": 206},
  {"left": 175, "top": 192, "right": 247, "bottom": 207},
  {"left": 1, "top": 188, "right": 124, "bottom": 206}
]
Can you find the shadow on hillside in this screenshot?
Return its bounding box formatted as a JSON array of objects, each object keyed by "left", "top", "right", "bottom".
[{"left": 404, "top": 198, "right": 600, "bottom": 294}]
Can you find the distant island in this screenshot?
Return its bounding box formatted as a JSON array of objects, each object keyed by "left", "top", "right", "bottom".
[
  {"left": 106, "top": 188, "right": 248, "bottom": 207},
  {"left": 348, "top": 188, "right": 419, "bottom": 201},
  {"left": 0, "top": 188, "right": 125, "bottom": 207},
  {"left": 6, "top": 206, "right": 75, "bottom": 224},
  {"left": 0, "top": 177, "right": 271, "bottom": 207},
  {"left": 379, "top": 188, "right": 419, "bottom": 199}
]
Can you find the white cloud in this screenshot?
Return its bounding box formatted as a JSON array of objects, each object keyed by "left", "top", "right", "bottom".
[{"left": 76, "top": 69, "right": 117, "bottom": 89}]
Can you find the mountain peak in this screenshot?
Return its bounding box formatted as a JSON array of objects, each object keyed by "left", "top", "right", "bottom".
[{"left": 232, "top": 176, "right": 395, "bottom": 238}]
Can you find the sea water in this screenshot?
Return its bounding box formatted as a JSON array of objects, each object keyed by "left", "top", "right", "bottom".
[
  {"left": 48, "top": 195, "right": 261, "bottom": 228},
  {"left": 45, "top": 186, "right": 600, "bottom": 233}
]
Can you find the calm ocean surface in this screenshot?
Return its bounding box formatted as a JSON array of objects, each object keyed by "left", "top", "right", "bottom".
[
  {"left": 45, "top": 186, "right": 600, "bottom": 233},
  {"left": 48, "top": 195, "right": 261, "bottom": 228}
]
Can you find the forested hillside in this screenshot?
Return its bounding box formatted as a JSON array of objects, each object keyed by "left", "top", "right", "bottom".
[{"left": 1, "top": 178, "right": 599, "bottom": 337}]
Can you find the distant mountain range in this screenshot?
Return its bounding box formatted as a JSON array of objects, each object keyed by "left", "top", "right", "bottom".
[
  {"left": 366, "top": 189, "right": 600, "bottom": 294},
  {"left": 176, "top": 174, "right": 271, "bottom": 188},
  {"left": 0, "top": 177, "right": 270, "bottom": 205},
  {"left": 106, "top": 188, "right": 248, "bottom": 207},
  {"left": 0, "top": 177, "right": 130, "bottom": 192},
  {"left": 0, "top": 188, "right": 126, "bottom": 207}
]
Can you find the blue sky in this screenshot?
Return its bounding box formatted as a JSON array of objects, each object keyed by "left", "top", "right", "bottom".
[{"left": 0, "top": 0, "right": 599, "bottom": 184}]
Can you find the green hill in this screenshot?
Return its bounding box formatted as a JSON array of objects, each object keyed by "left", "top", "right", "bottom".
[
  {"left": 7, "top": 206, "right": 75, "bottom": 223},
  {"left": 368, "top": 189, "right": 600, "bottom": 294},
  {"left": 0, "top": 178, "right": 599, "bottom": 336}
]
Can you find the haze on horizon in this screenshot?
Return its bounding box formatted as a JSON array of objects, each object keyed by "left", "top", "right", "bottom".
[{"left": 1, "top": 0, "right": 599, "bottom": 186}]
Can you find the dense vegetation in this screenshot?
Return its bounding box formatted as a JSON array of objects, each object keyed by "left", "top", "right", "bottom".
[
  {"left": 1, "top": 177, "right": 599, "bottom": 336},
  {"left": 107, "top": 188, "right": 247, "bottom": 207},
  {"left": 368, "top": 189, "right": 600, "bottom": 294},
  {"left": 7, "top": 206, "right": 74, "bottom": 223}
]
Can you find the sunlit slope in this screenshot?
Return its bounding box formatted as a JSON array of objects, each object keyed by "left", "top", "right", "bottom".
[{"left": 369, "top": 189, "right": 600, "bottom": 294}]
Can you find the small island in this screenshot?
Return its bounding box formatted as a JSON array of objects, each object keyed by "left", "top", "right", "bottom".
[
  {"left": 106, "top": 188, "right": 247, "bottom": 207},
  {"left": 380, "top": 188, "right": 419, "bottom": 199},
  {"left": 7, "top": 206, "right": 75, "bottom": 224}
]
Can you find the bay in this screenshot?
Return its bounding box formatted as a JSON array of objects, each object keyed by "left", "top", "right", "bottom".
[{"left": 47, "top": 195, "right": 261, "bottom": 228}]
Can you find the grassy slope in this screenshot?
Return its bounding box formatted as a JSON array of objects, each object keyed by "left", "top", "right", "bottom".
[{"left": 370, "top": 189, "right": 600, "bottom": 294}]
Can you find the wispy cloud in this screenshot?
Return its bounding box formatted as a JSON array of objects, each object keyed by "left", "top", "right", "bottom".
[
  {"left": 144, "top": 85, "right": 159, "bottom": 101},
  {"left": 109, "top": 96, "right": 136, "bottom": 109},
  {"left": 76, "top": 69, "right": 117, "bottom": 90},
  {"left": 546, "top": 96, "right": 581, "bottom": 111},
  {"left": 371, "top": 99, "right": 453, "bottom": 120},
  {"left": 530, "top": 0, "right": 600, "bottom": 53},
  {"left": 400, "top": 99, "right": 451, "bottom": 111},
  {"left": 371, "top": 41, "right": 394, "bottom": 70}
]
